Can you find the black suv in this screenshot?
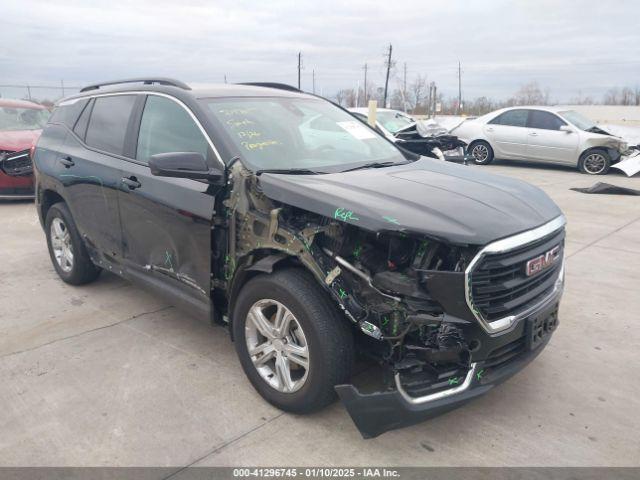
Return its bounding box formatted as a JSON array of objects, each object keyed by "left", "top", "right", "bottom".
[{"left": 34, "top": 78, "right": 566, "bottom": 438}]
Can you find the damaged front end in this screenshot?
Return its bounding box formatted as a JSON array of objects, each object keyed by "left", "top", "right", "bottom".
[{"left": 218, "top": 161, "right": 566, "bottom": 438}]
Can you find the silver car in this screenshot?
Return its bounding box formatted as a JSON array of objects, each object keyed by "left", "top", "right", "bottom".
[{"left": 452, "top": 106, "right": 629, "bottom": 174}]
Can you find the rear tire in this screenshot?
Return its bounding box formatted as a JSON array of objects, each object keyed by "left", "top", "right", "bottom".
[
  {"left": 469, "top": 140, "right": 494, "bottom": 165},
  {"left": 45, "top": 202, "right": 101, "bottom": 285},
  {"left": 579, "top": 150, "right": 610, "bottom": 175},
  {"left": 232, "top": 268, "right": 354, "bottom": 413}
]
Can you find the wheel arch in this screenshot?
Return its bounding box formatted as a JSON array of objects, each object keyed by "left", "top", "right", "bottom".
[
  {"left": 39, "top": 189, "right": 66, "bottom": 228},
  {"left": 579, "top": 145, "right": 617, "bottom": 166},
  {"left": 226, "top": 250, "right": 307, "bottom": 340}
]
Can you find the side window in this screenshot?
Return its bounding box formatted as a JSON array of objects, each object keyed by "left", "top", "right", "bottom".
[
  {"left": 527, "top": 110, "right": 566, "bottom": 130},
  {"left": 85, "top": 95, "right": 137, "bottom": 156},
  {"left": 73, "top": 99, "right": 93, "bottom": 140},
  {"left": 136, "top": 95, "right": 209, "bottom": 163},
  {"left": 489, "top": 109, "right": 528, "bottom": 127}
]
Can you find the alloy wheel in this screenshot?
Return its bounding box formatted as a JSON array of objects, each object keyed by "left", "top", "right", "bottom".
[
  {"left": 472, "top": 144, "right": 489, "bottom": 162},
  {"left": 50, "top": 217, "right": 74, "bottom": 272},
  {"left": 583, "top": 153, "right": 607, "bottom": 174},
  {"left": 245, "top": 299, "right": 310, "bottom": 393}
]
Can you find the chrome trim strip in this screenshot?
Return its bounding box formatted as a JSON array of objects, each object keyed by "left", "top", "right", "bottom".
[
  {"left": 465, "top": 215, "right": 566, "bottom": 334},
  {"left": 59, "top": 90, "right": 225, "bottom": 169},
  {"left": 395, "top": 363, "right": 478, "bottom": 405}
]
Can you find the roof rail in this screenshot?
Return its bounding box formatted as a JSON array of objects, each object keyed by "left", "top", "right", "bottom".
[
  {"left": 238, "top": 82, "right": 301, "bottom": 93},
  {"left": 80, "top": 78, "right": 191, "bottom": 93}
]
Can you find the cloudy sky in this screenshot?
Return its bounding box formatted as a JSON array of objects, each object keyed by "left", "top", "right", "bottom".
[{"left": 1, "top": 0, "right": 639, "bottom": 102}]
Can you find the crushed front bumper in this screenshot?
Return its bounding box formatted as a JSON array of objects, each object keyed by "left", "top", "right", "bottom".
[{"left": 336, "top": 332, "right": 552, "bottom": 438}]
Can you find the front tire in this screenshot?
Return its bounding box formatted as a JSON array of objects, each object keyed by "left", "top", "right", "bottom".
[
  {"left": 579, "top": 150, "right": 611, "bottom": 175},
  {"left": 469, "top": 140, "right": 494, "bottom": 165},
  {"left": 232, "top": 268, "right": 354, "bottom": 413},
  {"left": 45, "top": 202, "right": 101, "bottom": 285}
]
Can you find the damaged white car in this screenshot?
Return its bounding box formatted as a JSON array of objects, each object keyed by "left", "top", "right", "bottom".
[{"left": 452, "top": 106, "right": 630, "bottom": 175}]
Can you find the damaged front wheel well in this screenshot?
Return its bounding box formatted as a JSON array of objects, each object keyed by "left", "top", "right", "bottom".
[{"left": 226, "top": 251, "right": 304, "bottom": 340}]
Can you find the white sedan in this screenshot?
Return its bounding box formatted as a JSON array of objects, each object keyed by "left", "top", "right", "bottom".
[{"left": 451, "top": 106, "right": 629, "bottom": 175}]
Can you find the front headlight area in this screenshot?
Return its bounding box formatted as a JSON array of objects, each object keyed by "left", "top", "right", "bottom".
[{"left": 313, "top": 224, "right": 480, "bottom": 389}]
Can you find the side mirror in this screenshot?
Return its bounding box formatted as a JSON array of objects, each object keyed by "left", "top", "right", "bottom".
[
  {"left": 149, "top": 152, "right": 224, "bottom": 182},
  {"left": 559, "top": 125, "right": 573, "bottom": 133}
]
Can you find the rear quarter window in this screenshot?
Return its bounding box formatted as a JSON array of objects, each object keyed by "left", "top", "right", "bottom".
[{"left": 48, "top": 99, "right": 89, "bottom": 128}]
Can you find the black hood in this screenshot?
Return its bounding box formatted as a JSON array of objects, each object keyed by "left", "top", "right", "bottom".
[{"left": 258, "top": 158, "right": 563, "bottom": 246}]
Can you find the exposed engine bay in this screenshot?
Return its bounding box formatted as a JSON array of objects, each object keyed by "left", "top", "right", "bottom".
[
  {"left": 393, "top": 123, "right": 467, "bottom": 159},
  {"left": 217, "top": 161, "right": 479, "bottom": 396}
]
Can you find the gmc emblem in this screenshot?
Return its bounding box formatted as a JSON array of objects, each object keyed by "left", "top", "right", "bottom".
[{"left": 526, "top": 246, "right": 560, "bottom": 277}]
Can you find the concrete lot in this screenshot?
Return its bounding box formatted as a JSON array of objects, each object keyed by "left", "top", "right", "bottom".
[{"left": 1, "top": 161, "right": 639, "bottom": 468}]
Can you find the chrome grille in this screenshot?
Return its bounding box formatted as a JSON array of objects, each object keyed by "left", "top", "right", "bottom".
[{"left": 466, "top": 217, "right": 566, "bottom": 333}]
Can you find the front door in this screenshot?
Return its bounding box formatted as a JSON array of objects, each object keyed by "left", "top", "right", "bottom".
[
  {"left": 484, "top": 109, "right": 529, "bottom": 159},
  {"left": 117, "top": 94, "right": 220, "bottom": 317},
  {"left": 525, "top": 110, "right": 579, "bottom": 164}
]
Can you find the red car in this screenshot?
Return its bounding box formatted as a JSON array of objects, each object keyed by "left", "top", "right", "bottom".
[{"left": 0, "top": 98, "right": 49, "bottom": 199}]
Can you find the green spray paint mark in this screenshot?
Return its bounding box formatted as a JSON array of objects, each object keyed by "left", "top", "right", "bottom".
[
  {"left": 352, "top": 245, "right": 362, "bottom": 259},
  {"left": 224, "top": 254, "right": 236, "bottom": 280},
  {"left": 164, "top": 251, "right": 174, "bottom": 270},
  {"left": 338, "top": 288, "right": 347, "bottom": 299},
  {"left": 334, "top": 208, "right": 360, "bottom": 222},
  {"left": 381, "top": 316, "right": 389, "bottom": 326},
  {"left": 383, "top": 216, "right": 400, "bottom": 225},
  {"left": 416, "top": 240, "right": 429, "bottom": 257},
  {"left": 476, "top": 369, "right": 485, "bottom": 381},
  {"left": 448, "top": 377, "right": 461, "bottom": 386}
]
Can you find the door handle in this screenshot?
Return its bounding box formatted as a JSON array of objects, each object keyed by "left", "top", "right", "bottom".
[
  {"left": 59, "top": 156, "right": 75, "bottom": 168},
  {"left": 121, "top": 176, "right": 141, "bottom": 190},
  {"left": 486, "top": 127, "right": 494, "bottom": 132},
  {"left": 529, "top": 132, "right": 538, "bottom": 136}
]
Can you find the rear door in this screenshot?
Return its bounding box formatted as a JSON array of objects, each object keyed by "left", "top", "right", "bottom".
[
  {"left": 525, "top": 110, "right": 579, "bottom": 164},
  {"left": 117, "top": 94, "right": 220, "bottom": 318},
  {"left": 60, "top": 94, "right": 138, "bottom": 262},
  {"left": 484, "top": 109, "right": 529, "bottom": 159}
]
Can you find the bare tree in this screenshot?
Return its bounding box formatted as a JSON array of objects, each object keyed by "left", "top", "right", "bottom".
[
  {"left": 603, "top": 87, "right": 620, "bottom": 105},
  {"left": 344, "top": 88, "right": 357, "bottom": 108},
  {"left": 512, "top": 81, "right": 547, "bottom": 105},
  {"left": 408, "top": 74, "right": 427, "bottom": 112},
  {"left": 620, "top": 87, "right": 635, "bottom": 105}
]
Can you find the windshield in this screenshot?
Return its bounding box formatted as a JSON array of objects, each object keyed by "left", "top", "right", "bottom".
[
  {"left": 558, "top": 110, "right": 596, "bottom": 131},
  {"left": 0, "top": 106, "right": 49, "bottom": 131},
  {"left": 202, "top": 97, "right": 405, "bottom": 173},
  {"left": 376, "top": 111, "right": 415, "bottom": 134}
]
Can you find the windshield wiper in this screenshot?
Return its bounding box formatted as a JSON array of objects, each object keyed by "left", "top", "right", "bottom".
[
  {"left": 256, "top": 168, "right": 319, "bottom": 175},
  {"left": 340, "top": 161, "right": 406, "bottom": 172}
]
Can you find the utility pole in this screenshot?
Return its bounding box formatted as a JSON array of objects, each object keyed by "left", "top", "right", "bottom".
[
  {"left": 403, "top": 62, "right": 407, "bottom": 112},
  {"left": 433, "top": 84, "right": 438, "bottom": 116},
  {"left": 224, "top": 74, "right": 228, "bottom": 84},
  {"left": 363, "top": 63, "right": 368, "bottom": 107},
  {"left": 383, "top": 44, "right": 392, "bottom": 108},
  {"left": 26, "top": 84, "right": 31, "bottom": 101},
  {"left": 61, "top": 79, "right": 65, "bottom": 97},
  {"left": 457, "top": 61, "right": 462, "bottom": 114},
  {"left": 312, "top": 69, "right": 316, "bottom": 94},
  {"left": 297, "top": 52, "right": 302, "bottom": 90}
]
